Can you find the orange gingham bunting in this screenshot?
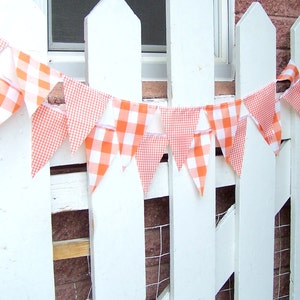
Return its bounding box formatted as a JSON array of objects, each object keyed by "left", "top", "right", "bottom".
[
  {"left": 160, "top": 106, "right": 201, "bottom": 170},
  {"left": 63, "top": 76, "right": 111, "bottom": 153},
  {"left": 277, "top": 60, "right": 299, "bottom": 84},
  {"left": 281, "top": 79, "right": 300, "bottom": 115},
  {"left": 112, "top": 98, "right": 157, "bottom": 169},
  {"left": 186, "top": 130, "right": 212, "bottom": 195},
  {"left": 0, "top": 38, "right": 8, "bottom": 52},
  {"left": 85, "top": 125, "right": 119, "bottom": 193},
  {"left": 0, "top": 77, "right": 24, "bottom": 124},
  {"left": 244, "top": 82, "right": 276, "bottom": 143},
  {"left": 12, "top": 49, "right": 62, "bottom": 116},
  {"left": 228, "top": 117, "right": 248, "bottom": 176},
  {"left": 32, "top": 103, "right": 68, "bottom": 177},
  {"left": 135, "top": 133, "right": 168, "bottom": 194},
  {"left": 205, "top": 99, "right": 242, "bottom": 162}
]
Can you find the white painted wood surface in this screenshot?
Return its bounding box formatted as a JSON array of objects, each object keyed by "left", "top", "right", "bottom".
[
  {"left": 85, "top": 1, "right": 146, "bottom": 298},
  {"left": 0, "top": 1, "right": 55, "bottom": 298},
  {"left": 166, "top": 0, "right": 215, "bottom": 299},
  {"left": 235, "top": 3, "right": 276, "bottom": 299},
  {"left": 290, "top": 16, "right": 300, "bottom": 300}
]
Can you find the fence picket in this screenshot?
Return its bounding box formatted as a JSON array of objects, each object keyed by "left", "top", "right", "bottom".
[
  {"left": 290, "top": 16, "right": 300, "bottom": 300},
  {"left": 85, "top": 1, "right": 146, "bottom": 298},
  {"left": 0, "top": 1, "right": 54, "bottom": 298},
  {"left": 235, "top": 3, "right": 276, "bottom": 299},
  {"left": 166, "top": 1, "right": 215, "bottom": 298}
]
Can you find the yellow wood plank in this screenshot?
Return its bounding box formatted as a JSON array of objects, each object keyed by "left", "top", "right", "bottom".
[{"left": 53, "top": 238, "right": 90, "bottom": 260}]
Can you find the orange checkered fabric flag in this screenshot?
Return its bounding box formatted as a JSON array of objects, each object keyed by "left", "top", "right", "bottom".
[
  {"left": 228, "top": 117, "right": 248, "bottom": 176},
  {"left": 112, "top": 98, "right": 157, "bottom": 169},
  {"left": 85, "top": 125, "right": 119, "bottom": 193},
  {"left": 135, "top": 133, "right": 168, "bottom": 194},
  {"left": 0, "top": 38, "right": 8, "bottom": 52},
  {"left": 63, "top": 76, "right": 111, "bottom": 154},
  {"left": 281, "top": 79, "right": 300, "bottom": 115},
  {"left": 12, "top": 48, "right": 62, "bottom": 116},
  {"left": 31, "top": 103, "right": 68, "bottom": 177},
  {"left": 277, "top": 60, "right": 299, "bottom": 84},
  {"left": 0, "top": 77, "right": 24, "bottom": 124},
  {"left": 244, "top": 82, "right": 277, "bottom": 149},
  {"left": 160, "top": 106, "right": 201, "bottom": 170},
  {"left": 186, "top": 130, "right": 212, "bottom": 195},
  {"left": 205, "top": 99, "right": 242, "bottom": 162}
]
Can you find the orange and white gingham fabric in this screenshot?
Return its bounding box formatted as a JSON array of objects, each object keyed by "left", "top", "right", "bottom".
[
  {"left": 31, "top": 103, "right": 68, "bottom": 177},
  {"left": 160, "top": 106, "right": 201, "bottom": 170},
  {"left": 186, "top": 130, "right": 212, "bottom": 195},
  {"left": 135, "top": 133, "right": 168, "bottom": 194},
  {"left": 281, "top": 79, "right": 300, "bottom": 115},
  {"left": 12, "top": 49, "right": 62, "bottom": 116},
  {"left": 63, "top": 76, "right": 111, "bottom": 153},
  {"left": 228, "top": 117, "right": 248, "bottom": 176},
  {"left": 85, "top": 125, "right": 119, "bottom": 193},
  {"left": 0, "top": 38, "right": 8, "bottom": 52},
  {"left": 112, "top": 98, "right": 157, "bottom": 169},
  {"left": 205, "top": 99, "right": 242, "bottom": 162},
  {"left": 0, "top": 77, "right": 24, "bottom": 124},
  {"left": 277, "top": 60, "right": 299, "bottom": 84}
]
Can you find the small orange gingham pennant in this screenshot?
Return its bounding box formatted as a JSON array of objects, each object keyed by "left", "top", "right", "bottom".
[
  {"left": 85, "top": 125, "right": 119, "bottom": 193},
  {"left": 281, "top": 79, "right": 300, "bottom": 115},
  {"left": 112, "top": 98, "right": 157, "bottom": 170},
  {"left": 277, "top": 60, "right": 299, "bottom": 84},
  {"left": 12, "top": 48, "right": 62, "bottom": 116},
  {"left": 186, "top": 130, "right": 212, "bottom": 195},
  {"left": 0, "top": 78, "right": 24, "bottom": 124},
  {"left": 32, "top": 103, "right": 68, "bottom": 177}
]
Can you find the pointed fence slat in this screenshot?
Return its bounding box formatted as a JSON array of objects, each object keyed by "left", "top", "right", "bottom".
[
  {"left": 166, "top": 0, "right": 215, "bottom": 299},
  {"left": 0, "top": 1, "right": 54, "bottom": 298},
  {"left": 85, "top": 1, "right": 146, "bottom": 298},
  {"left": 290, "top": 16, "right": 300, "bottom": 300},
  {"left": 235, "top": 3, "right": 276, "bottom": 299}
]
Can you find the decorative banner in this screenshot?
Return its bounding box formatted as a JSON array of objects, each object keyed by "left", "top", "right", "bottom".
[
  {"left": 12, "top": 49, "right": 62, "bottom": 116},
  {"left": 205, "top": 99, "right": 242, "bottom": 162},
  {"left": 244, "top": 82, "right": 276, "bottom": 142},
  {"left": 228, "top": 117, "right": 248, "bottom": 176},
  {"left": 281, "top": 80, "right": 300, "bottom": 115},
  {"left": 135, "top": 133, "right": 168, "bottom": 194},
  {"left": 63, "top": 76, "right": 111, "bottom": 153},
  {"left": 0, "top": 38, "right": 8, "bottom": 52},
  {"left": 85, "top": 125, "right": 119, "bottom": 193},
  {"left": 160, "top": 106, "right": 201, "bottom": 170},
  {"left": 112, "top": 99, "right": 157, "bottom": 170},
  {"left": 31, "top": 103, "right": 68, "bottom": 177},
  {"left": 186, "top": 130, "right": 212, "bottom": 195},
  {"left": 277, "top": 60, "right": 299, "bottom": 84},
  {"left": 0, "top": 77, "right": 23, "bottom": 124}
]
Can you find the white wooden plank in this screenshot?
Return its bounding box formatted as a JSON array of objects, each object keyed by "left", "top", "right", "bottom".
[
  {"left": 290, "top": 16, "right": 300, "bottom": 300},
  {"left": 0, "top": 2, "right": 54, "bottom": 298},
  {"left": 166, "top": 1, "right": 215, "bottom": 299},
  {"left": 85, "top": 1, "right": 145, "bottom": 298},
  {"left": 216, "top": 156, "right": 236, "bottom": 187},
  {"left": 235, "top": 3, "right": 276, "bottom": 299}
]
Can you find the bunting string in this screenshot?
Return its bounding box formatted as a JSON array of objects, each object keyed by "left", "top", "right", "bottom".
[{"left": 1, "top": 37, "right": 300, "bottom": 195}]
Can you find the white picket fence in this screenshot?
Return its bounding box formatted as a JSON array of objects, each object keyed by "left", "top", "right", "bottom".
[{"left": 0, "top": 0, "right": 300, "bottom": 299}]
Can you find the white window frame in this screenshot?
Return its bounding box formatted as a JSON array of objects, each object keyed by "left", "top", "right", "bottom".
[{"left": 35, "top": 0, "right": 234, "bottom": 82}]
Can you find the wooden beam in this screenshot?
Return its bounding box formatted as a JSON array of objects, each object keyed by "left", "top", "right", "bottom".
[{"left": 53, "top": 238, "right": 90, "bottom": 261}]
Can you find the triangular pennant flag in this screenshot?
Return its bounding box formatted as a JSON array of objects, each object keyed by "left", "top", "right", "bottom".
[
  {"left": 63, "top": 76, "right": 111, "bottom": 153},
  {"left": 32, "top": 103, "right": 68, "bottom": 177},
  {"left": 135, "top": 133, "right": 169, "bottom": 194},
  {"left": 282, "top": 80, "right": 300, "bottom": 115},
  {"left": 277, "top": 60, "right": 299, "bottom": 84},
  {"left": 186, "top": 130, "right": 212, "bottom": 195},
  {"left": 85, "top": 125, "right": 119, "bottom": 193},
  {"left": 244, "top": 82, "right": 276, "bottom": 141},
  {"left": 12, "top": 48, "right": 62, "bottom": 116},
  {"left": 112, "top": 98, "right": 157, "bottom": 169},
  {"left": 160, "top": 106, "right": 201, "bottom": 170},
  {"left": 205, "top": 99, "right": 242, "bottom": 161},
  {"left": 0, "top": 38, "right": 8, "bottom": 52},
  {"left": 0, "top": 77, "right": 24, "bottom": 124},
  {"left": 228, "top": 117, "right": 248, "bottom": 176}
]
